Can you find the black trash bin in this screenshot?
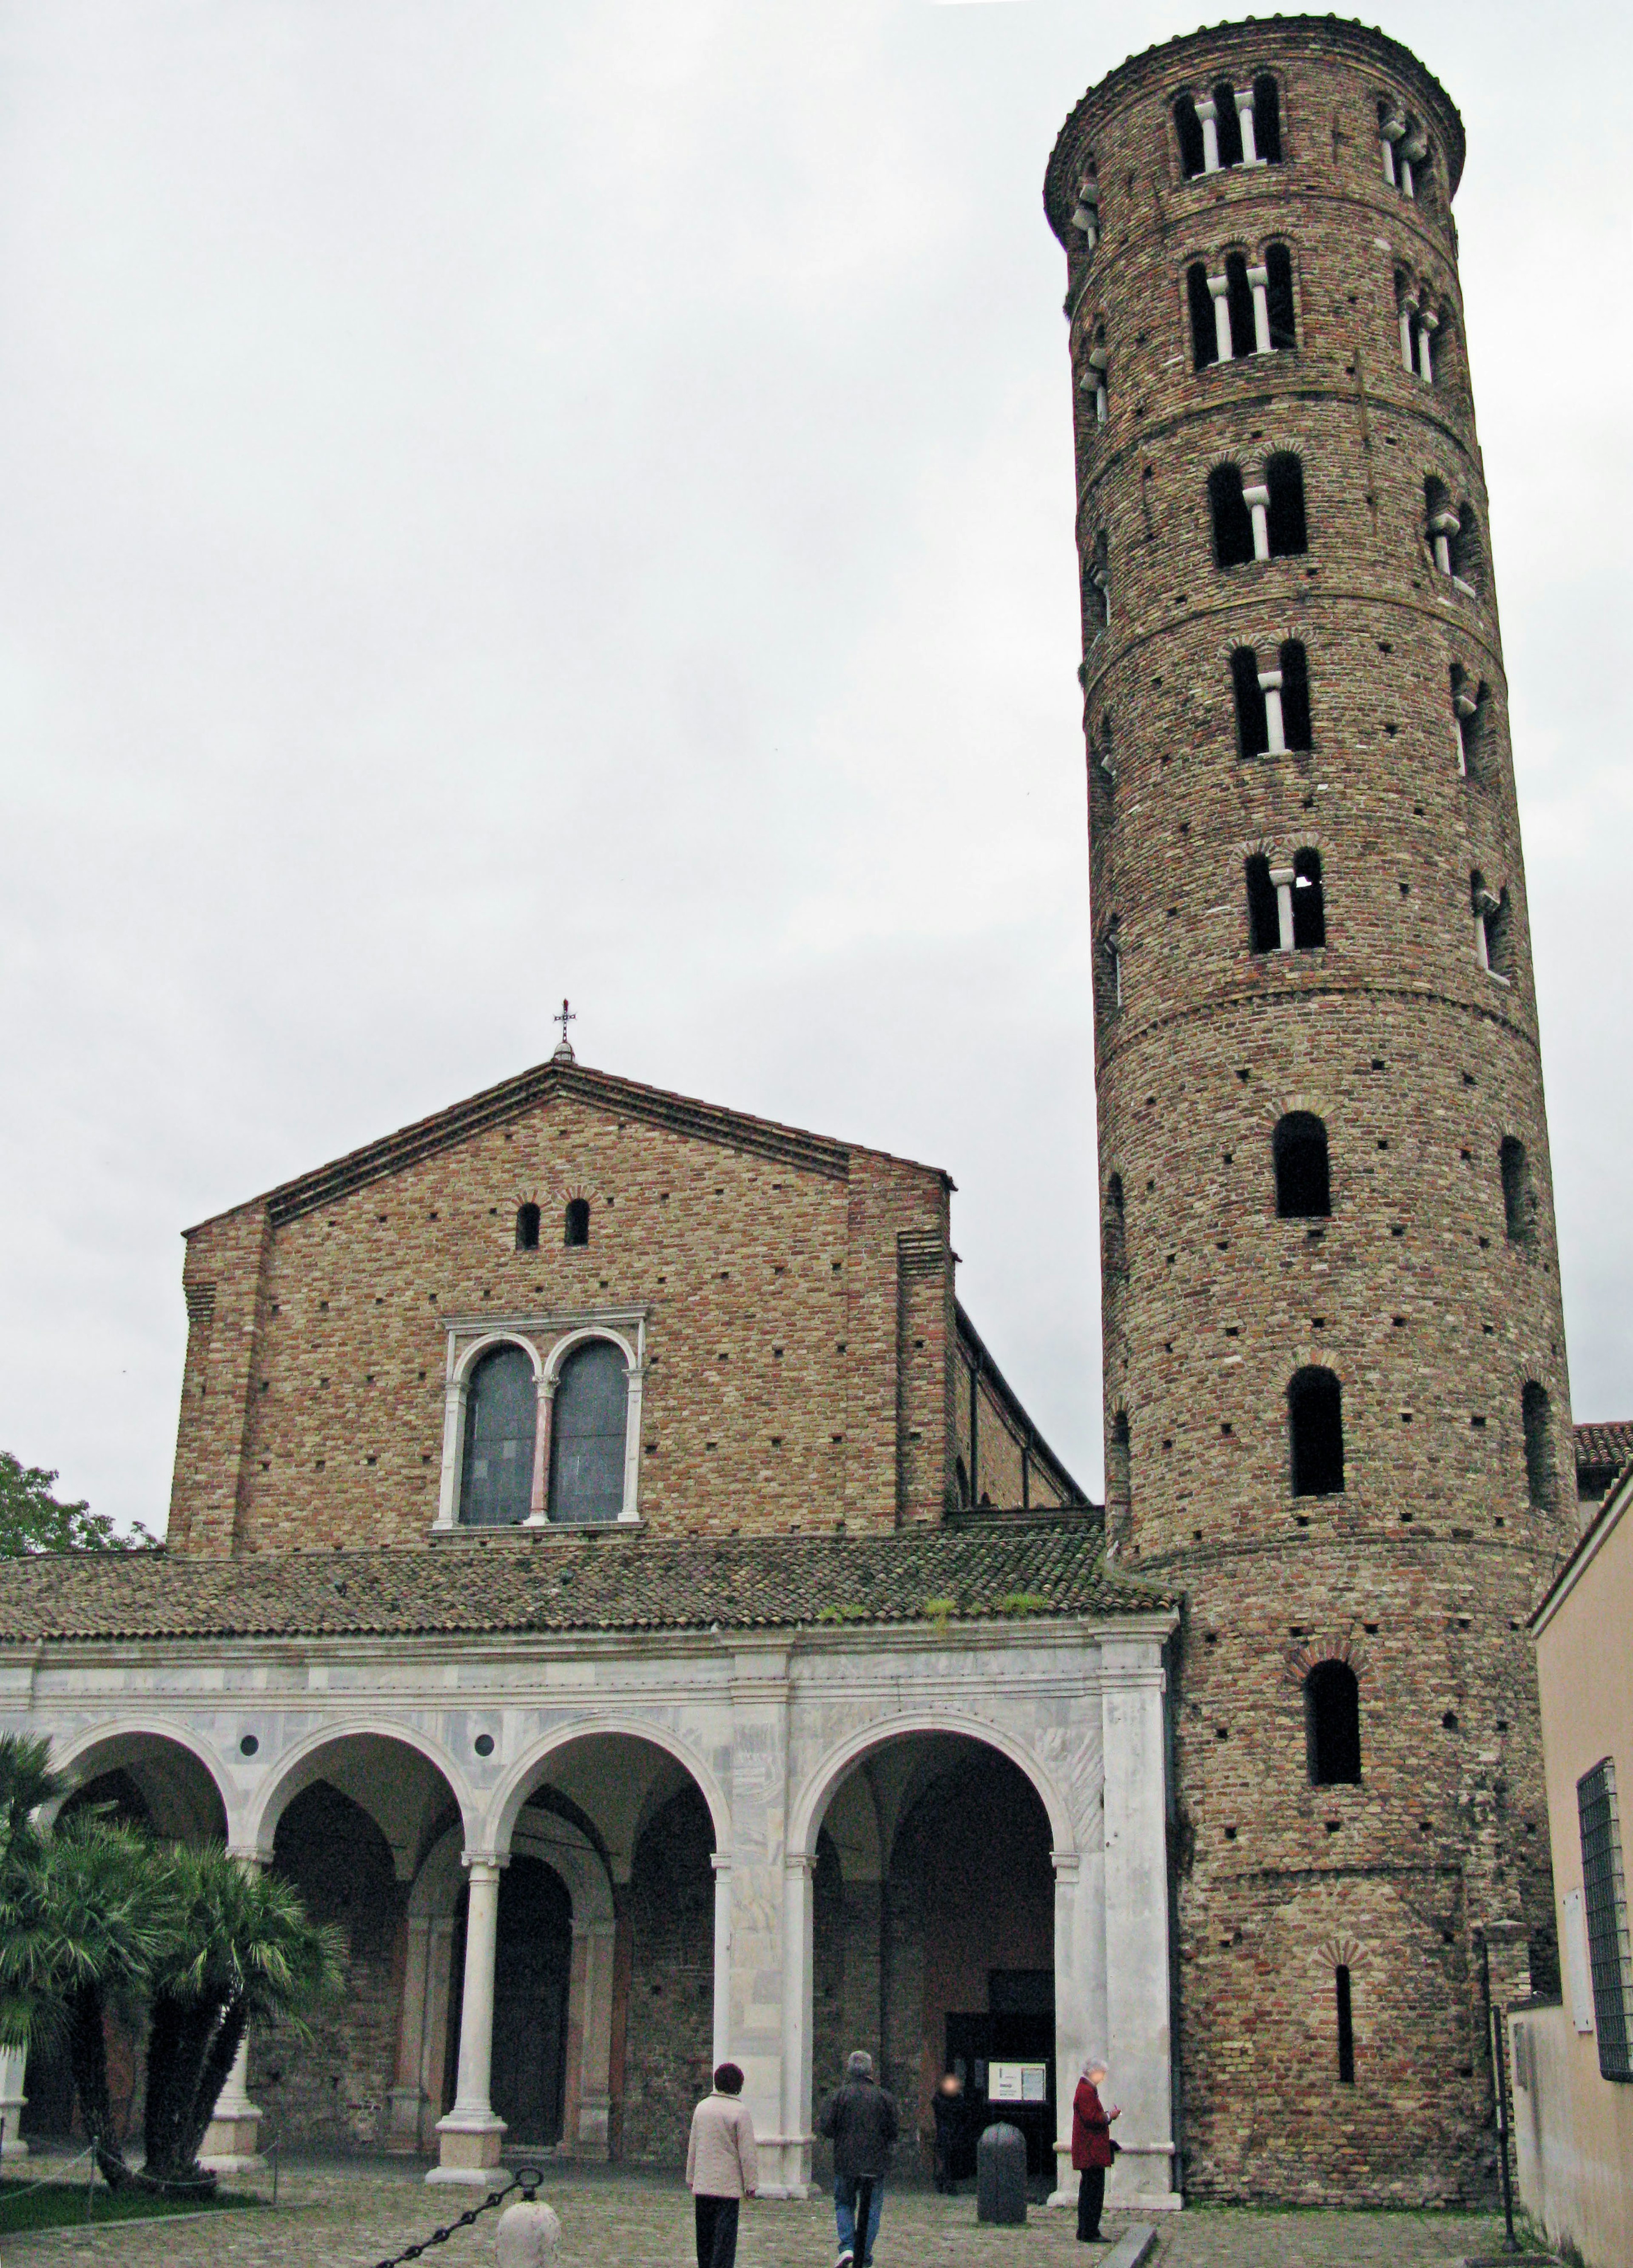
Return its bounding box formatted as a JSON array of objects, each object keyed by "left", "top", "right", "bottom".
[{"left": 976, "top": 2120, "right": 1027, "bottom": 2225}]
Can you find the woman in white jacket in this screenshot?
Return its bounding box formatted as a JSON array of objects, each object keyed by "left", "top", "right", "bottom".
[{"left": 686, "top": 2061, "right": 759, "bottom": 2268}]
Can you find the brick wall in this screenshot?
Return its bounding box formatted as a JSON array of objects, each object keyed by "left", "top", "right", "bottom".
[{"left": 1044, "top": 16, "right": 1574, "bottom": 2202}]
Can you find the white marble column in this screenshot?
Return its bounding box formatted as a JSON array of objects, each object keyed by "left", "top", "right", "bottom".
[
  {"left": 0, "top": 2044, "right": 29, "bottom": 2163},
  {"left": 1430, "top": 508, "right": 1459, "bottom": 577},
  {"left": 1047, "top": 1849, "right": 1109, "bottom": 2207},
  {"left": 778, "top": 1854, "right": 816, "bottom": 2200},
  {"left": 1417, "top": 307, "right": 1438, "bottom": 384},
  {"left": 1270, "top": 866, "right": 1297, "bottom": 953},
  {"left": 434, "top": 1373, "right": 469, "bottom": 1530},
  {"left": 1197, "top": 95, "right": 1220, "bottom": 174},
  {"left": 1235, "top": 86, "right": 1260, "bottom": 165},
  {"left": 1380, "top": 114, "right": 1405, "bottom": 185},
  {"left": 1248, "top": 265, "right": 1272, "bottom": 354},
  {"left": 1401, "top": 131, "right": 1428, "bottom": 199},
  {"left": 1244, "top": 483, "right": 1271, "bottom": 560},
  {"left": 1208, "top": 274, "right": 1233, "bottom": 364},
  {"left": 1258, "top": 666, "right": 1286, "bottom": 753},
  {"left": 1454, "top": 687, "right": 1479, "bottom": 775},
  {"left": 1070, "top": 177, "right": 1099, "bottom": 251},
  {"left": 430, "top": 1855, "right": 507, "bottom": 2185},
  {"left": 201, "top": 1853, "right": 266, "bottom": 2173},
  {"left": 710, "top": 1853, "right": 734, "bottom": 2068},
  {"left": 1399, "top": 293, "right": 1417, "bottom": 372},
  {"left": 1084, "top": 344, "right": 1108, "bottom": 424}
]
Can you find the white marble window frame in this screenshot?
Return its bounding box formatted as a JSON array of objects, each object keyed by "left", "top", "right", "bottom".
[{"left": 432, "top": 1307, "right": 649, "bottom": 1534}]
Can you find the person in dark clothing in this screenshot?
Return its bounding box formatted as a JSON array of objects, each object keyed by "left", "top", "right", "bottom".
[
  {"left": 1070, "top": 2057, "right": 1119, "bottom": 2242},
  {"left": 818, "top": 2049, "right": 898, "bottom": 2268},
  {"left": 929, "top": 2071, "right": 966, "bottom": 2194}
]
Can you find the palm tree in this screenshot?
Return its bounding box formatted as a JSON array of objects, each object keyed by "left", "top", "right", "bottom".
[
  {"left": 140, "top": 1846, "right": 343, "bottom": 2191},
  {"left": 0, "top": 1734, "right": 64, "bottom": 2052}
]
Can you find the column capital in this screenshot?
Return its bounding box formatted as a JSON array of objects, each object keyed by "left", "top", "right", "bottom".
[
  {"left": 711, "top": 1851, "right": 734, "bottom": 1875},
  {"left": 1050, "top": 1848, "right": 1081, "bottom": 1881},
  {"left": 1257, "top": 668, "right": 1283, "bottom": 692},
  {"left": 1195, "top": 94, "right": 1218, "bottom": 121},
  {"left": 1246, "top": 265, "right": 1269, "bottom": 289},
  {"left": 1206, "top": 273, "right": 1230, "bottom": 300},
  {"left": 1242, "top": 483, "right": 1269, "bottom": 510},
  {"left": 1269, "top": 866, "right": 1296, "bottom": 889},
  {"left": 462, "top": 1851, "right": 508, "bottom": 1878},
  {"left": 783, "top": 1851, "right": 818, "bottom": 1878}
]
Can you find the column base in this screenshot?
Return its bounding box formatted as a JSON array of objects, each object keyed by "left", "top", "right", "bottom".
[
  {"left": 200, "top": 2105, "right": 264, "bottom": 2174},
  {"left": 427, "top": 2113, "right": 507, "bottom": 2185}
]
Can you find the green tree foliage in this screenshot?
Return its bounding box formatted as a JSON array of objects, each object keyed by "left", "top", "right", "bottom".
[
  {"left": 0, "top": 1453, "right": 155, "bottom": 1557},
  {"left": 0, "top": 1735, "right": 342, "bottom": 2196}
]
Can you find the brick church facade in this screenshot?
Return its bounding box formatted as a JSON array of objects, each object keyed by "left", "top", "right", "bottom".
[{"left": 0, "top": 14, "right": 1602, "bottom": 2214}]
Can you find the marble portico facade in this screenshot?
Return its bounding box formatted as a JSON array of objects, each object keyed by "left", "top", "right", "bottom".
[{"left": 0, "top": 1572, "right": 1179, "bottom": 2211}]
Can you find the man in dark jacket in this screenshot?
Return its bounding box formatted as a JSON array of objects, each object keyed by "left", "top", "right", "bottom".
[{"left": 819, "top": 2049, "right": 898, "bottom": 2268}]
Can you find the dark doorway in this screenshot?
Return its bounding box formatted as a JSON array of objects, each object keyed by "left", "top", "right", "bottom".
[{"left": 449, "top": 1853, "right": 572, "bottom": 2145}]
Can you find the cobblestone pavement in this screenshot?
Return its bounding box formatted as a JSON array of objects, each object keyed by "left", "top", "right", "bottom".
[{"left": 0, "top": 2159, "right": 1518, "bottom": 2268}]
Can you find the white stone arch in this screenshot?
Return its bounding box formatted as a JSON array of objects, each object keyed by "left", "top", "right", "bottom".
[
  {"left": 789, "top": 1710, "right": 1078, "bottom": 1865},
  {"left": 52, "top": 1718, "right": 230, "bottom": 1846},
  {"left": 240, "top": 1717, "right": 475, "bottom": 1865},
  {"left": 486, "top": 1715, "right": 731, "bottom": 1861},
  {"left": 540, "top": 1321, "right": 638, "bottom": 1385},
  {"left": 452, "top": 1330, "right": 545, "bottom": 1385}
]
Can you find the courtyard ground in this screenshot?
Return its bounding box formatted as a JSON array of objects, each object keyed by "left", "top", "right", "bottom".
[{"left": 0, "top": 2157, "right": 1530, "bottom": 2268}]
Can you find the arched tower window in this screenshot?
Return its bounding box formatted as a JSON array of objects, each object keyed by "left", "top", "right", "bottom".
[
  {"left": 549, "top": 1339, "right": 629, "bottom": 1524},
  {"left": 1289, "top": 1367, "right": 1345, "bottom": 1496},
  {"left": 1275, "top": 1112, "right": 1331, "bottom": 1218},
  {"left": 1104, "top": 1173, "right": 1128, "bottom": 1277},
  {"left": 1252, "top": 74, "right": 1283, "bottom": 165},
  {"left": 1279, "top": 639, "right": 1312, "bottom": 750},
  {"left": 1292, "top": 848, "right": 1326, "bottom": 947},
  {"left": 1086, "top": 530, "right": 1110, "bottom": 633},
  {"left": 1263, "top": 243, "right": 1296, "bottom": 349},
  {"left": 515, "top": 1202, "right": 541, "bottom": 1252},
  {"left": 1188, "top": 261, "right": 1219, "bottom": 369},
  {"left": 1231, "top": 646, "right": 1269, "bottom": 755},
  {"left": 1305, "top": 1661, "right": 1362, "bottom": 1784},
  {"left": 564, "top": 1197, "right": 591, "bottom": 1246},
  {"left": 1500, "top": 1137, "right": 1534, "bottom": 1246},
  {"left": 1472, "top": 872, "right": 1512, "bottom": 978},
  {"left": 1210, "top": 82, "right": 1244, "bottom": 169},
  {"left": 1209, "top": 465, "right": 1255, "bottom": 568},
  {"left": 460, "top": 1344, "right": 538, "bottom": 1528},
  {"left": 1081, "top": 324, "right": 1108, "bottom": 422},
  {"left": 1451, "top": 664, "right": 1488, "bottom": 777},
  {"left": 1522, "top": 1382, "right": 1555, "bottom": 1509},
  {"left": 1175, "top": 94, "right": 1206, "bottom": 180},
  {"left": 1223, "top": 251, "right": 1254, "bottom": 357},
  {"left": 1335, "top": 1967, "right": 1356, "bottom": 2083},
  {"left": 1246, "top": 856, "right": 1280, "bottom": 953},
  {"left": 1265, "top": 453, "right": 1308, "bottom": 557}
]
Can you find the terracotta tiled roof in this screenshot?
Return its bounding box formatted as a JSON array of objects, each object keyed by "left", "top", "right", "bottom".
[
  {"left": 0, "top": 1521, "right": 1175, "bottom": 1645},
  {"left": 1574, "top": 1421, "right": 1633, "bottom": 1487}
]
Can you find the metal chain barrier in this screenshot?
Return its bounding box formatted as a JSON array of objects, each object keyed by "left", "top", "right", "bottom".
[{"left": 362, "top": 2166, "right": 545, "bottom": 2268}]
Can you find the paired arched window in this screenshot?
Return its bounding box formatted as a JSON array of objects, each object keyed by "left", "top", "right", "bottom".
[
  {"left": 459, "top": 1344, "right": 538, "bottom": 1527},
  {"left": 1289, "top": 1366, "right": 1344, "bottom": 1495},
  {"left": 1275, "top": 1112, "right": 1331, "bottom": 1218},
  {"left": 549, "top": 1339, "right": 629, "bottom": 1524},
  {"left": 564, "top": 1197, "right": 591, "bottom": 1246},
  {"left": 1210, "top": 456, "right": 1306, "bottom": 566},
  {"left": 1425, "top": 480, "right": 1481, "bottom": 594},
  {"left": 515, "top": 1202, "right": 541, "bottom": 1251},
  {"left": 1069, "top": 165, "right": 1101, "bottom": 252},
  {"left": 1396, "top": 273, "right": 1445, "bottom": 383},
  {"left": 1245, "top": 849, "right": 1325, "bottom": 953},
  {"left": 1450, "top": 664, "right": 1488, "bottom": 778},
  {"left": 1377, "top": 98, "right": 1432, "bottom": 199},
  {"left": 458, "top": 1334, "right": 631, "bottom": 1526},
  {"left": 1231, "top": 640, "right": 1311, "bottom": 756},
  {"left": 1175, "top": 75, "right": 1282, "bottom": 178},
  {"left": 1292, "top": 848, "right": 1325, "bottom": 947},
  {"left": 1471, "top": 869, "right": 1512, "bottom": 978},
  {"left": 1522, "top": 1382, "right": 1555, "bottom": 1510},
  {"left": 1080, "top": 325, "right": 1108, "bottom": 422},
  {"left": 1188, "top": 242, "right": 1297, "bottom": 368},
  {"left": 1500, "top": 1137, "right": 1535, "bottom": 1246},
  {"left": 1305, "top": 1661, "right": 1362, "bottom": 1784}
]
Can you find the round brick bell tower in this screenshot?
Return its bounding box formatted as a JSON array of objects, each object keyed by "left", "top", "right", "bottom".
[{"left": 1044, "top": 19, "right": 1576, "bottom": 2203}]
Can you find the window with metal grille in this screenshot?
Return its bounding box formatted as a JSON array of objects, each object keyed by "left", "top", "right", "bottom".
[{"left": 1578, "top": 1758, "right": 1633, "bottom": 2080}]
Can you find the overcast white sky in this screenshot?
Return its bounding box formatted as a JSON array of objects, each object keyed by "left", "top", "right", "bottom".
[{"left": 1, "top": 0, "right": 1628, "bottom": 1529}]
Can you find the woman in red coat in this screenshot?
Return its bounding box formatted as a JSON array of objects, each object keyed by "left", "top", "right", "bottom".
[{"left": 1070, "top": 2058, "right": 1119, "bottom": 2242}]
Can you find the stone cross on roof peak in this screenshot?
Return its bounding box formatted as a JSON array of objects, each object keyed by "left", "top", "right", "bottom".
[{"left": 552, "top": 997, "right": 577, "bottom": 1063}]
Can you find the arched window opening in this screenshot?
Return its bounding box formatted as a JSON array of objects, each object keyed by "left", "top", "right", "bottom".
[
  {"left": 1292, "top": 848, "right": 1326, "bottom": 948},
  {"left": 564, "top": 1197, "right": 591, "bottom": 1246},
  {"left": 1098, "top": 919, "right": 1123, "bottom": 1015},
  {"left": 1265, "top": 453, "right": 1308, "bottom": 557},
  {"left": 1188, "top": 262, "right": 1219, "bottom": 370},
  {"left": 1211, "top": 82, "right": 1244, "bottom": 169},
  {"left": 1279, "top": 639, "right": 1312, "bottom": 751},
  {"left": 1473, "top": 873, "right": 1511, "bottom": 978},
  {"left": 1401, "top": 129, "right": 1431, "bottom": 202},
  {"left": 1275, "top": 1112, "right": 1331, "bottom": 1219},
  {"left": 1092, "top": 713, "right": 1115, "bottom": 793},
  {"left": 1450, "top": 664, "right": 1487, "bottom": 777},
  {"left": 1209, "top": 464, "right": 1255, "bottom": 569},
  {"left": 1224, "top": 251, "right": 1255, "bottom": 359},
  {"left": 549, "top": 1338, "right": 629, "bottom": 1524},
  {"left": 1500, "top": 1137, "right": 1534, "bottom": 1246},
  {"left": 1252, "top": 75, "right": 1283, "bottom": 165},
  {"left": 515, "top": 1202, "right": 541, "bottom": 1252},
  {"left": 1231, "top": 647, "right": 1269, "bottom": 757},
  {"left": 1081, "top": 324, "right": 1108, "bottom": 422},
  {"left": 1306, "top": 1661, "right": 1362, "bottom": 1785},
  {"left": 1264, "top": 243, "right": 1296, "bottom": 350},
  {"left": 1289, "top": 1366, "right": 1345, "bottom": 1496},
  {"left": 1107, "top": 1408, "right": 1132, "bottom": 1522},
  {"left": 1104, "top": 1172, "right": 1128, "bottom": 1277},
  {"left": 1396, "top": 271, "right": 1420, "bottom": 372},
  {"left": 1425, "top": 477, "right": 1460, "bottom": 580},
  {"left": 1246, "top": 855, "right": 1281, "bottom": 953},
  {"left": 1335, "top": 1966, "right": 1356, "bottom": 2084},
  {"left": 1070, "top": 165, "right": 1100, "bottom": 252},
  {"left": 1379, "top": 99, "right": 1405, "bottom": 187},
  {"left": 1175, "top": 94, "right": 1206, "bottom": 180},
  {"left": 1450, "top": 508, "right": 1482, "bottom": 596},
  {"left": 1522, "top": 1382, "right": 1555, "bottom": 1509},
  {"left": 460, "top": 1344, "right": 538, "bottom": 1528},
  {"left": 1086, "top": 530, "right": 1110, "bottom": 635}
]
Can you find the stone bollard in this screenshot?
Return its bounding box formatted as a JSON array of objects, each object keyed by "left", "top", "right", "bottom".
[
  {"left": 495, "top": 2197, "right": 560, "bottom": 2268},
  {"left": 976, "top": 2120, "right": 1027, "bottom": 2225}
]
